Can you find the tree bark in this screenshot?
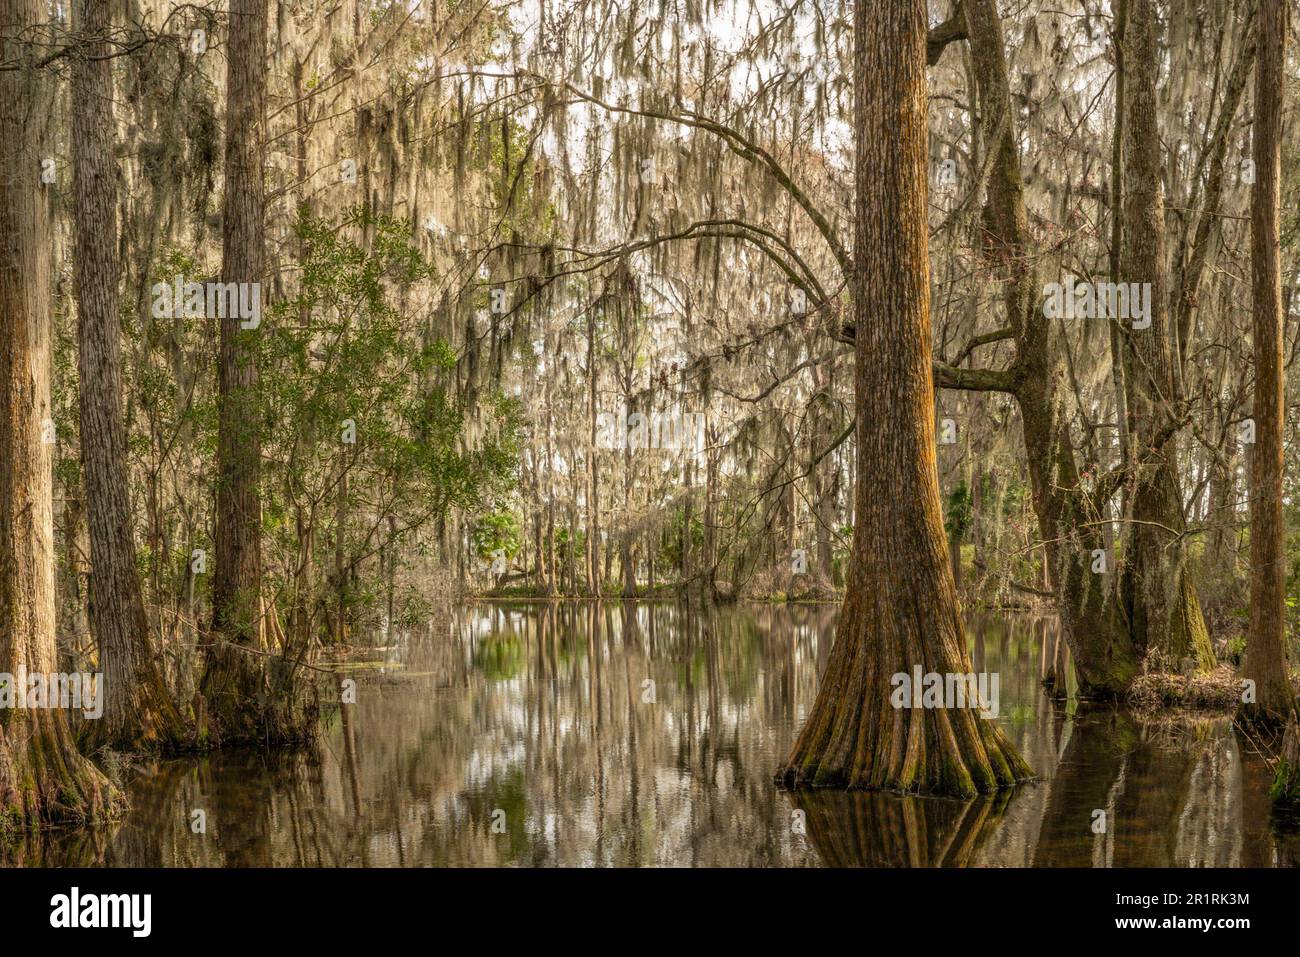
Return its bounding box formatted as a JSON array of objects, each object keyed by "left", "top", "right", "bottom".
[
  {"left": 778, "top": 0, "right": 1029, "bottom": 795},
  {"left": 703, "top": 421, "right": 719, "bottom": 597},
  {"left": 1119, "top": 0, "right": 1214, "bottom": 674},
  {"left": 585, "top": 308, "right": 600, "bottom": 596},
  {"left": 199, "top": 0, "right": 278, "bottom": 744},
  {"left": 962, "top": 0, "right": 1139, "bottom": 695},
  {"left": 1203, "top": 423, "right": 1241, "bottom": 612},
  {"left": 1242, "top": 0, "right": 1294, "bottom": 729},
  {"left": 71, "top": 0, "right": 185, "bottom": 752},
  {"left": 0, "top": 0, "right": 119, "bottom": 829}
]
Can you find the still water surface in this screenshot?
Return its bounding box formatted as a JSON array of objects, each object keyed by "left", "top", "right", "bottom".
[{"left": 26, "top": 602, "right": 1300, "bottom": 866}]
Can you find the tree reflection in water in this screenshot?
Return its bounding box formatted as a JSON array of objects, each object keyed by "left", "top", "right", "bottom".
[
  {"left": 12, "top": 604, "right": 1299, "bottom": 867},
  {"left": 786, "top": 788, "right": 1015, "bottom": 867}
]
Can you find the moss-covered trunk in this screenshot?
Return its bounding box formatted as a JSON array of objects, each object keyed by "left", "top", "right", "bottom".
[
  {"left": 1118, "top": 0, "right": 1213, "bottom": 674},
  {"left": 1242, "top": 0, "right": 1296, "bottom": 731},
  {"left": 963, "top": 0, "right": 1141, "bottom": 696},
  {"left": 1017, "top": 359, "right": 1139, "bottom": 696}
]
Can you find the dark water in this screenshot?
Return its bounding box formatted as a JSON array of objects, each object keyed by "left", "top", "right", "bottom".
[{"left": 16, "top": 603, "right": 1300, "bottom": 866}]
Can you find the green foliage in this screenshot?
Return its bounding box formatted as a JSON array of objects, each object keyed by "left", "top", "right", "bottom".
[
  {"left": 555, "top": 524, "right": 587, "bottom": 555},
  {"left": 258, "top": 207, "right": 520, "bottom": 622},
  {"left": 1224, "top": 633, "right": 1246, "bottom": 666},
  {"left": 1270, "top": 759, "right": 1300, "bottom": 804},
  {"left": 944, "top": 481, "right": 973, "bottom": 538},
  {"left": 475, "top": 116, "right": 558, "bottom": 244},
  {"left": 472, "top": 510, "right": 523, "bottom": 564},
  {"left": 655, "top": 504, "right": 703, "bottom": 569}
]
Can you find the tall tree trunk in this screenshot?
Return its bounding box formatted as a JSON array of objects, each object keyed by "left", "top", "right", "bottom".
[
  {"left": 1108, "top": 0, "right": 1132, "bottom": 522},
  {"left": 585, "top": 309, "right": 600, "bottom": 596},
  {"left": 1119, "top": 0, "right": 1214, "bottom": 673},
  {"left": 682, "top": 454, "right": 694, "bottom": 584},
  {"left": 1204, "top": 424, "right": 1240, "bottom": 612},
  {"left": 0, "top": 0, "right": 118, "bottom": 829},
  {"left": 962, "top": 0, "right": 1139, "bottom": 695},
  {"left": 332, "top": 457, "right": 349, "bottom": 642},
  {"left": 200, "top": 0, "right": 278, "bottom": 744},
  {"left": 779, "top": 0, "right": 1029, "bottom": 795},
  {"left": 566, "top": 500, "right": 578, "bottom": 594},
  {"left": 543, "top": 376, "right": 558, "bottom": 597},
  {"left": 703, "top": 422, "right": 719, "bottom": 596},
  {"left": 72, "top": 0, "right": 185, "bottom": 752},
  {"left": 1242, "top": 0, "right": 1294, "bottom": 729},
  {"left": 603, "top": 531, "right": 613, "bottom": 587}
]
